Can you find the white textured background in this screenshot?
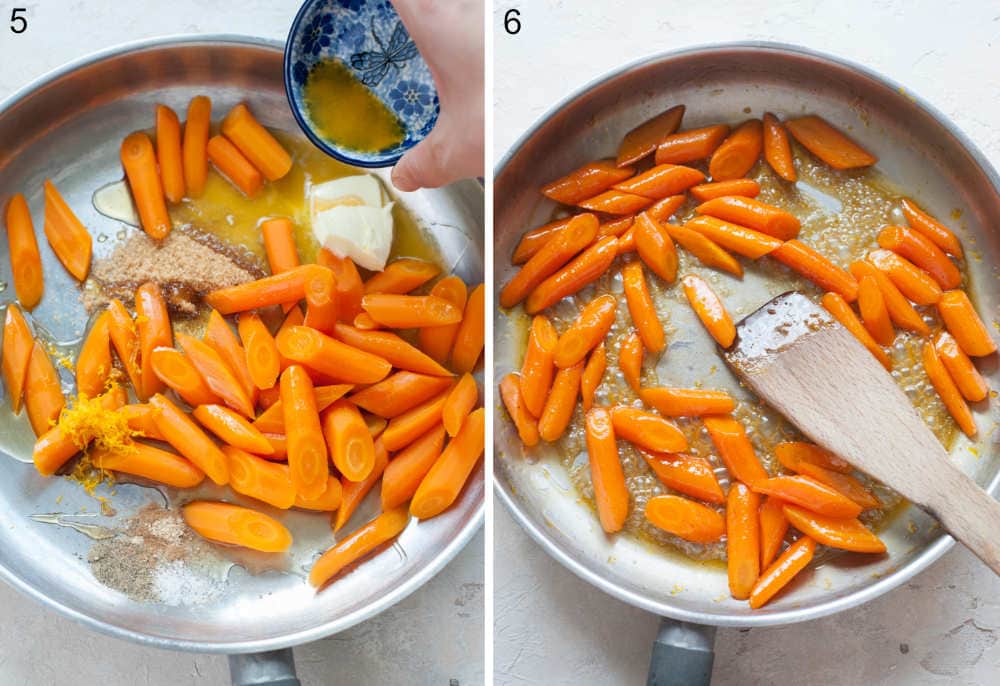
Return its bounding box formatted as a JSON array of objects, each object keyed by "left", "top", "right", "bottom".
[
  {"left": 0, "top": 3, "right": 483, "bottom": 685},
  {"left": 493, "top": 1, "right": 1000, "bottom": 685}
]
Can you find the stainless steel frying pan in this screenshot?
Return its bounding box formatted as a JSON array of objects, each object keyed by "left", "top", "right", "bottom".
[
  {"left": 0, "top": 36, "right": 484, "bottom": 684},
  {"left": 494, "top": 42, "right": 1000, "bottom": 684}
]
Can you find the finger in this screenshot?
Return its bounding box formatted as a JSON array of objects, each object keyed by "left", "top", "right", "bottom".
[{"left": 391, "top": 126, "right": 453, "bottom": 192}]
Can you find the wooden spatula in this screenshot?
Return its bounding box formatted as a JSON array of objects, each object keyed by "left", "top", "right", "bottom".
[{"left": 723, "top": 291, "right": 1000, "bottom": 576}]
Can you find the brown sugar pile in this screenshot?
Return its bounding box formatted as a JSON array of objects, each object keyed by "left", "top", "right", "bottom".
[{"left": 82, "top": 227, "right": 265, "bottom": 316}]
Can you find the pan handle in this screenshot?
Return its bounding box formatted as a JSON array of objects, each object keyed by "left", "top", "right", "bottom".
[
  {"left": 228, "top": 649, "right": 301, "bottom": 686},
  {"left": 646, "top": 618, "right": 716, "bottom": 686}
]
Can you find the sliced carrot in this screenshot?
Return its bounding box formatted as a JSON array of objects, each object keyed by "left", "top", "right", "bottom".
[
  {"left": 577, "top": 190, "right": 654, "bottom": 215},
  {"left": 580, "top": 342, "right": 606, "bottom": 412},
  {"left": 42, "top": 179, "right": 91, "bottom": 281},
  {"left": 253, "top": 383, "right": 352, "bottom": 433},
  {"left": 451, "top": 284, "right": 485, "bottom": 374},
  {"left": 900, "top": 198, "right": 963, "bottom": 258},
  {"left": 646, "top": 195, "right": 686, "bottom": 223},
  {"left": 311, "top": 506, "right": 409, "bottom": 587},
  {"left": 149, "top": 347, "right": 221, "bottom": 407},
  {"left": 418, "top": 275, "right": 468, "bottom": 364},
  {"left": 681, "top": 274, "right": 736, "bottom": 348},
  {"left": 541, "top": 160, "right": 635, "bottom": 205},
  {"left": 442, "top": 373, "right": 477, "bottom": 437},
  {"left": 410, "top": 407, "right": 485, "bottom": 519},
  {"left": 619, "top": 229, "right": 637, "bottom": 256},
  {"left": 866, "top": 249, "right": 942, "bottom": 305},
  {"left": 223, "top": 445, "right": 295, "bottom": 508},
  {"left": 207, "top": 135, "right": 263, "bottom": 197},
  {"left": 612, "top": 406, "right": 687, "bottom": 453},
  {"left": 937, "top": 289, "right": 996, "bottom": 357},
  {"left": 361, "top": 294, "right": 461, "bottom": 329},
  {"left": 642, "top": 451, "right": 724, "bottom": 504},
  {"left": 877, "top": 225, "right": 961, "bottom": 290},
  {"left": 499, "top": 373, "right": 539, "bottom": 447},
  {"left": 202, "top": 311, "right": 255, "bottom": 408},
  {"left": 156, "top": 104, "right": 185, "bottom": 203},
  {"left": 554, "top": 294, "right": 617, "bottom": 368},
  {"left": 193, "top": 404, "right": 273, "bottom": 455},
  {"left": 684, "top": 216, "right": 782, "bottom": 259},
  {"left": 75, "top": 311, "right": 112, "bottom": 399},
  {"left": 121, "top": 132, "right": 172, "bottom": 238},
  {"left": 4, "top": 193, "right": 43, "bottom": 309},
  {"left": 277, "top": 325, "right": 391, "bottom": 384},
  {"left": 821, "top": 292, "right": 891, "bottom": 370},
  {"left": 537, "top": 361, "right": 584, "bottom": 442},
  {"left": 782, "top": 504, "right": 885, "bottom": 553},
  {"left": 632, "top": 212, "right": 678, "bottom": 283},
  {"left": 205, "top": 264, "right": 326, "bottom": 314},
  {"left": 621, "top": 261, "right": 666, "bottom": 354},
  {"left": 703, "top": 416, "right": 768, "bottom": 486},
  {"left": 318, "top": 249, "right": 364, "bottom": 321},
  {"left": 774, "top": 442, "right": 851, "bottom": 473},
  {"left": 353, "top": 312, "right": 381, "bottom": 330},
  {"left": 182, "top": 95, "right": 212, "bottom": 197},
  {"left": 849, "top": 260, "right": 929, "bottom": 335},
  {"left": 236, "top": 313, "right": 280, "bottom": 391},
  {"left": 258, "top": 386, "right": 281, "bottom": 410},
  {"left": 655, "top": 124, "right": 731, "bottom": 165},
  {"left": 689, "top": 179, "right": 761, "bottom": 202},
  {"left": 332, "top": 323, "right": 450, "bottom": 376},
  {"left": 585, "top": 407, "right": 629, "bottom": 533},
  {"left": 935, "top": 331, "right": 988, "bottom": 402},
  {"left": 639, "top": 387, "right": 735, "bottom": 417},
  {"left": 349, "top": 371, "right": 452, "bottom": 419},
  {"left": 788, "top": 461, "right": 880, "bottom": 510},
  {"left": 301, "top": 265, "right": 338, "bottom": 332},
  {"left": 331, "top": 441, "right": 386, "bottom": 523},
  {"left": 857, "top": 275, "right": 894, "bottom": 347},
  {"left": 511, "top": 217, "right": 574, "bottom": 265},
  {"left": 176, "top": 332, "right": 253, "bottom": 417},
  {"left": 120, "top": 403, "right": 166, "bottom": 441},
  {"left": 727, "top": 482, "right": 761, "bottom": 600},
  {"left": 364, "top": 258, "right": 439, "bottom": 295},
  {"left": 293, "top": 475, "right": 343, "bottom": 511},
  {"left": 525, "top": 236, "right": 618, "bottom": 314},
  {"left": 32, "top": 388, "right": 126, "bottom": 476},
  {"left": 184, "top": 501, "right": 291, "bottom": 552},
  {"left": 753, "top": 475, "right": 862, "bottom": 518},
  {"left": 519, "top": 315, "right": 557, "bottom": 417},
  {"left": 1, "top": 304, "right": 33, "bottom": 414},
  {"left": 749, "top": 536, "right": 815, "bottom": 609},
  {"left": 710, "top": 119, "right": 763, "bottom": 181},
  {"left": 619, "top": 330, "right": 643, "bottom": 391},
  {"left": 382, "top": 424, "right": 447, "bottom": 509},
  {"left": 382, "top": 387, "right": 451, "bottom": 451},
  {"left": 617, "top": 104, "right": 685, "bottom": 167},
  {"left": 220, "top": 103, "right": 293, "bottom": 181},
  {"left": 261, "top": 218, "right": 300, "bottom": 312},
  {"left": 772, "top": 240, "right": 859, "bottom": 301},
  {"left": 762, "top": 112, "right": 797, "bottom": 182},
  {"left": 280, "top": 365, "right": 329, "bottom": 498},
  {"left": 785, "top": 115, "right": 877, "bottom": 169},
  {"left": 322, "top": 399, "right": 376, "bottom": 482},
  {"left": 696, "top": 196, "right": 800, "bottom": 241},
  {"left": 149, "top": 393, "right": 229, "bottom": 485},
  {"left": 645, "top": 494, "right": 725, "bottom": 543},
  {"left": 106, "top": 299, "right": 142, "bottom": 392},
  {"left": 135, "top": 281, "right": 171, "bottom": 400},
  {"left": 613, "top": 164, "right": 704, "bottom": 199},
  {"left": 24, "top": 342, "right": 63, "bottom": 436},
  {"left": 923, "top": 340, "right": 976, "bottom": 437},
  {"left": 662, "top": 222, "right": 743, "bottom": 277},
  {"left": 93, "top": 442, "right": 204, "bottom": 489},
  {"left": 758, "top": 496, "right": 789, "bottom": 570}
]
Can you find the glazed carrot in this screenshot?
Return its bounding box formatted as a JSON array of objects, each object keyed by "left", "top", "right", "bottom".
[
  {"left": 774, "top": 442, "right": 851, "bottom": 473},
  {"left": 525, "top": 236, "right": 618, "bottom": 314},
  {"left": 621, "top": 262, "right": 665, "bottom": 353},
  {"left": 106, "top": 299, "right": 142, "bottom": 392},
  {"left": 205, "top": 264, "right": 327, "bottom": 314},
  {"left": 696, "top": 196, "right": 800, "bottom": 241},
  {"left": 511, "top": 217, "right": 574, "bottom": 265},
  {"left": 923, "top": 340, "right": 977, "bottom": 437},
  {"left": 349, "top": 372, "right": 451, "bottom": 421},
  {"left": 353, "top": 313, "right": 381, "bottom": 330},
  {"left": 782, "top": 504, "right": 885, "bottom": 553},
  {"left": 937, "top": 289, "right": 996, "bottom": 357},
  {"left": 452, "top": 284, "right": 485, "bottom": 374},
  {"left": 617, "top": 227, "right": 637, "bottom": 255},
  {"left": 646, "top": 195, "right": 686, "bottom": 223},
  {"left": 277, "top": 326, "right": 391, "bottom": 384},
  {"left": 4, "top": 194, "right": 43, "bottom": 309},
  {"left": 857, "top": 275, "right": 894, "bottom": 347},
  {"left": 42, "top": 179, "right": 91, "bottom": 281},
  {"left": 849, "top": 260, "right": 929, "bottom": 335},
  {"left": 332, "top": 323, "right": 450, "bottom": 376},
  {"left": 617, "top": 104, "right": 685, "bottom": 167},
  {"left": 684, "top": 216, "right": 782, "bottom": 259},
  {"left": 331, "top": 435, "right": 390, "bottom": 529},
  {"left": 261, "top": 218, "right": 300, "bottom": 312},
  {"left": 866, "top": 249, "right": 942, "bottom": 305},
  {"left": 633, "top": 212, "right": 678, "bottom": 283},
  {"left": 703, "top": 416, "right": 769, "bottom": 486},
  {"left": 662, "top": 222, "right": 743, "bottom": 277},
  {"left": 709, "top": 119, "right": 763, "bottom": 181},
  {"left": 24, "top": 343, "right": 63, "bottom": 437},
  {"left": 149, "top": 347, "right": 220, "bottom": 407},
  {"left": 418, "top": 276, "right": 468, "bottom": 364},
  {"left": 1, "top": 305, "right": 33, "bottom": 414},
  {"left": 222, "top": 445, "right": 295, "bottom": 508},
  {"left": 772, "top": 240, "right": 859, "bottom": 301},
  {"left": 689, "top": 179, "right": 761, "bottom": 202},
  {"left": 785, "top": 460, "right": 880, "bottom": 510},
  {"left": 727, "top": 483, "right": 761, "bottom": 600},
  {"left": 762, "top": 112, "right": 797, "bottom": 182},
  {"left": 361, "top": 294, "right": 461, "bottom": 329},
  {"left": 619, "top": 330, "right": 643, "bottom": 391},
  {"left": 877, "top": 225, "right": 960, "bottom": 290},
  {"left": 785, "top": 115, "right": 877, "bottom": 169},
  {"left": 149, "top": 393, "right": 229, "bottom": 485},
  {"left": 681, "top": 274, "right": 736, "bottom": 348},
  {"left": 577, "top": 190, "right": 654, "bottom": 216},
  {"left": 237, "top": 313, "right": 280, "bottom": 391},
  {"left": 293, "top": 475, "right": 343, "bottom": 511},
  {"left": 645, "top": 494, "right": 725, "bottom": 543},
  {"left": 612, "top": 406, "right": 687, "bottom": 453},
  {"left": 749, "top": 536, "right": 815, "bottom": 609},
  {"left": 442, "top": 373, "right": 477, "bottom": 437},
  {"left": 311, "top": 506, "right": 409, "bottom": 587},
  {"left": 541, "top": 159, "right": 635, "bottom": 205},
  {"left": 301, "top": 265, "right": 338, "bottom": 332},
  {"left": 537, "top": 361, "right": 584, "bottom": 442},
  {"left": 642, "top": 452, "right": 724, "bottom": 504},
  {"left": 499, "top": 373, "right": 540, "bottom": 447},
  {"left": 753, "top": 475, "right": 862, "bottom": 518},
  {"left": 500, "top": 213, "right": 599, "bottom": 308},
  {"left": 382, "top": 387, "right": 451, "bottom": 452},
  {"left": 382, "top": 425, "right": 447, "bottom": 509},
  {"left": 585, "top": 407, "right": 629, "bottom": 533},
  {"left": 120, "top": 403, "right": 166, "bottom": 441},
  {"left": 121, "top": 132, "right": 172, "bottom": 239},
  {"left": 207, "top": 135, "right": 263, "bottom": 197},
  {"left": 135, "top": 281, "right": 171, "bottom": 400},
  {"left": 410, "top": 408, "right": 485, "bottom": 519},
  {"left": 900, "top": 198, "right": 963, "bottom": 258},
  {"left": 93, "top": 442, "right": 204, "bottom": 489},
  {"left": 519, "top": 315, "right": 557, "bottom": 417},
  {"left": 193, "top": 404, "right": 273, "bottom": 455},
  {"left": 364, "top": 258, "right": 439, "bottom": 295},
  {"left": 253, "top": 384, "right": 353, "bottom": 433},
  {"left": 32, "top": 388, "right": 127, "bottom": 476},
  {"left": 280, "top": 365, "right": 329, "bottom": 498},
  {"left": 639, "top": 387, "right": 735, "bottom": 417},
  {"left": 203, "top": 311, "right": 255, "bottom": 412},
  {"left": 613, "top": 164, "right": 704, "bottom": 199},
  {"left": 155, "top": 105, "right": 185, "bottom": 203},
  {"left": 176, "top": 333, "right": 254, "bottom": 417},
  {"left": 75, "top": 311, "right": 112, "bottom": 399},
  {"left": 184, "top": 501, "right": 291, "bottom": 552},
  {"left": 580, "top": 342, "right": 606, "bottom": 412},
  {"left": 655, "top": 124, "right": 731, "bottom": 165},
  {"left": 935, "top": 331, "right": 988, "bottom": 402},
  {"left": 182, "top": 95, "right": 211, "bottom": 197},
  {"left": 758, "top": 496, "right": 789, "bottom": 570},
  {"left": 261, "top": 433, "right": 287, "bottom": 459},
  {"left": 821, "top": 292, "right": 891, "bottom": 370},
  {"left": 259, "top": 386, "right": 281, "bottom": 410},
  {"left": 317, "top": 249, "right": 364, "bottom": 321},
  {"left": 554, "top": 294, "right": 617, "bottom": 368},
  {"left": 220, "top": 103, "right": 292, "bottom": 181},
  {"left": 322, "top": 399, "right": 376, "bottom": 481}
]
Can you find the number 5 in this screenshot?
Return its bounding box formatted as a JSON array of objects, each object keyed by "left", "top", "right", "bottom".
[{"left": 10, "top": 8, "right": 27, "bottom": 34}]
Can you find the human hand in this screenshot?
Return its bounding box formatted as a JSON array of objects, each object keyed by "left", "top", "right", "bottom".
[{"left": 389, "top": 0, "right": 484, "bottom": 192}]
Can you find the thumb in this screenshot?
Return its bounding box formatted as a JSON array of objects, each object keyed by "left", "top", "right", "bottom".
[{"left": 391, "top": 124, "right": 452, "bottom": 192}]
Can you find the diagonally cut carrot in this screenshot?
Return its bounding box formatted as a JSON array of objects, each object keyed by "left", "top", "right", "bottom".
[
  {"left": 149, "top": 393, "right": 229, "bottom": 485},
  {"left": 782, "top": 504, "right": 885, "bottom": 553},
  {"left": 107, "top": 299, "right": 142, "bottom": 392},
  {"left": 2, "top": 304, "right": 34, "bottom": 414},
  {"left": 382, "top": 424, "right": 447, "bottom": 509},
  {"left": 690, "top": 179, "right": 761, "bottom": 202},
  {"left": 207, "top": 134, "right": 264, "bottom": 197},
  {"left": 317, "top": 249, "right": 364, "bottom": 321},
  {"left": 774, "top": 441, "right": 851, "bottom": 473},
  {"left": 937, "top": 289, "right": 996, "bottom": 357},
  {"left": 787, "top": 460, "right": 881, "bottom": 511},
  {"left": 332, "top": 436, "right": 390, "bottom": 531},
  {"left": 280, "top": 364, "right": 329, "bottom": 498},
  {"left": 662, "top": 222, "right": 743, "bottom": 278},
  {"left": 849, "top": 260, "right": 929, "bottom": 335},
  {"left": 709, "top": 119, "right": 763, "bottom": 181},
  {"left": 611, "top": 406, "right": 687, "bottom": 454},
  {"left": 525, "top": 237, "right": 618, "bottom": 314},
  {"left": 156, "top": 104, "right": 185, "bottom": 203},
  {"left": 762, "top": 112, "right": 796, "bottom": 182},
  {"left": 223, "top": 445, "right": 295, "bottom": 508},
  {"left": 410, "top": 407, "right": 485, "bottom": 519},
  {"left": 349, "top": 371, "right": 452, "bottom": 419},
  {"left": 866, "top": 249, "right": 942, "bottom": 305},
  {"left": 585, "top": 407, "right": 629, "bottom": 533},
  {"left": 499, "top": 373, "right": 539, "bottom": 447},
  {"left": 221, "top": 103, "right": 293, "bottom": 181},
  {"left": 785, "top": 115, "right": 877, "bottom": 169},
  {"left": 645, "top": 494, "right": 725, "bottom": 543},
  {"left": 310, "top": 506, "right": 409, "bottom": 587},
  {"left": 685, "top": 215, "right": 782, "bottom": 260},
  {"left": 382, "top": 388, "right": 451, "bottom": 452},
  {"left": 149, "top": 347, "right": 223, "bottom": 407},
  {"left": 203, "top": 312, "right": 257, "bottom": 410},
  {"left": 580, "top": 342, "right": 606, "bottom": 412},
  {"left": 821, "top": 292, "right": 891, "bottom": 370},
  {"left": 451, "top": 284, "right": 485, "bottom": 374},
  {"left": 681, "top": 274, "right": 736, "bottom": 348},
  {"left": 900, "top": 198, "right": 963, "bottom": 258},
  {"left": 237, "top": 312, "right": 280, "bottom": 391},
  {"left": 121, "top": 132, "right": 172, "bottom": 238},
  {"left": 646, "top": 196, "right": 685, "bottom": 223},
  {"left": 727, "top": 482, "right": 761, "bottom": 600},
  {"left": 655, "top": 125, "right": 730, "bottom": 165},
  {"left": 537, "top": 361, "right": 583, "bottom": 442},
  {"left": 772, "top": 240, "right": 859, "bottom": 301},
  {"left": 93, "top": 441, "right": 205, "bottom": 489},
  {"left": 923, "top": 340, "right": 976, "bottom": 438},
  {"left": 639, "top": 387, "right": 734, "bottom": 417},
  {"left": 176, "top": 332, "right": 254, "bottom": 417},
  {"left": 442, "top": 373, "right": 477, "bottom": 437},
  {"left": 183, "top": 501, "right": 291, "bottom": 552},
  {"left": 261, "top": 217, "right": 300, "bottom": 278},
  {"left": 364, "top": 258, "right": 439, "bottom": 294},
  {"left": 76, "top": 311, "right": 112, "bottom": 399},
  {"left": 617, "top": 105, "right": 685, "bottom": 167},
  {"left": 205, "top": 264, "right": 327, "bottom": 314},
  {"left": 622, "top": 261, "right": 665, "bottom": 354},
  {"left": 135, "top": 281, "right": 172, "bottom": 400},
  {"left": 619, "top": 329, "right": 643, "bottom": 392},
  {"left": 293, "top": 475, "right": 343, "bottom": 511},
  {"left": 32, "top": 388, "right": 127, "bottom": 476},
  {"left": 935, "top": 331, "right": 988, "bottom": 402},
  {"left": 554, "top": 294, "right": 617, "bottom": 368},
  {"left": 511, "top": 217, "right": 574, "bottom": 265},
  {"left": 752, "top": 475, "right": 863, "bottom": 518},
  {"left": 361, "top": 294, "right": 462, "bottom": 328},
  {"left": 4, "top": 193, "right": 43, "bottom": 309},
  {"left": 613, "top": 164, "right": 704, "bottom": 200},
  {"left": 877, "top": 225, "right": 961, "bottom": 290},
  {"left": 253, "top": 383, "right": 352, "bottom": 433},
  {"left": 696, "top": 196, "right": 800, "bottom": 241},
  {"left": 542, "top": 160, "right": 634, "bottom": 205},
  {"left": 758, "top": 496, "right": 789, "bottom": 570},
  {"left": 193, "top": 404, "right": 273, "bottom": 455},
  {"left": 519, "top": 315, "right": 557, "bottom": 417},
  {"left": 182, "top": 95, "right": 212, "bottom": 197},
  {"left": 24, "top": 342, "right": 64, "bottom": 437},
  {"left": 302, "top": 265, "right": 338, "bottom": 332},
  {"left": 322, "top": 399, "right": 376, "bottom": 482},
  {"left": 703, "top": 416, "right": 768, "bottom": 486},
  {"left": 749, "top": 536, "right": 815, "bottom": 609},
  {"left": 332, "top": 323, "right": 451, "bottom": 377},
  {"left": 857, "top": 275, "right": 894, "bottom": 347},
  {"left": 642, "top": 451, "right": 724, "bottom": 504},
  {"left": 277, "top": 325, "right": 391, "bottom": 385},
  {"left": 418, "top": 276, "right": 468, "bottom": 364},
  {"left": 43, "top": 179, "right": 92, "bottom": 281},
  {"left": 633, "top": 212, "right": 677, "bottom": 283}
]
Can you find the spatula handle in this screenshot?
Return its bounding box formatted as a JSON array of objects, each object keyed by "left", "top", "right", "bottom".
[{"left": 926, "top": 467, "right": 1000, "bottom": 576}]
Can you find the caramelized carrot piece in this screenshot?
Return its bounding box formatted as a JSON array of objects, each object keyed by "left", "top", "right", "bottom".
[
  {"left": 149, "top": 393, "right": 229, "bottom": 485},
  {"left": 237, "top": 313, "right": 280, "bottom": 391},
  {"left": 611, "top": 406, "right": 687, "bottom": 454},
  {"left": 655, "top": 124, "right": 731, "bottom": 165},
  {"left": 580, "top": 342, "right": 606, "bottom": 412},
  {"left": 135, "top": 282, "right": 171, "bottom": 400},
  {"left": 4, "top": 194, "right": 43, "bottom": 309},
  {"left": 703, "top": 416, "right": 768, "bottom": 486},
  {"left": 554, "top": 294, "right": 617, "bottom": 368},
  {"left": 277, "top": 325, "right": 391, "bottom": 384},
  {"left": 207, "top": 135, "right": 263, "bottom": 197},
  {"left": 857, "top": 275, "right": 894, "bottom": 347},
  {"left": 451, "top": 284, "right": 485, "bottom": 374},
  {"left": 261, "top": 218, "right": 299, "bottom": 274},
  {"left": 322, "top": 399, "right": 376, "bottom": 481},
  {"left": 382, "top": 424, "right": 447, "bottom": 509},
  {"left": 749, "top": 536, "right": 815, "bottom": 609},
  {"left": 923, "top": 340, "right": 976, "bottom": 438},
  {"left": 633, "top": 212, "right": 678, "bottom": 283},
  {"left": 758, "top": 496, "right": 789, "bottom": 570},
  {"left": 182, "top": 95, "right": 211, "bottom": 197},
  {"left": 42, "top": 179, "right": 91, "bottom": 281},
  {"left": 318, "top": 249, "right": 364, "bottom": 321},
  {"left": 782, "top": 504, "right": 885, "bottom": 553},
  {"left": 525, "top": 236, "right": 618, "bottom": 314},
  {"left": 311, "top": 506, "right": 409, "bottom": 587},
  {"left": 821, "top": 292, "right": 891, "bottom": 371},
  {"left": 149, "top": 347, "right": 222, "bottom": 407},
  {"left": 663, "top": 222, "right": 743, "bottom": 277},
  {"left": 774, "top": 441, "right": 851, "bottom": 473},
  {"left": 684, "top": 216, "right": 782, "bottom": 259},
  {"left": 866, "top": 249, "right": 942, "bottom": 305},
  {"left": 332, "top": 323, "right": 450, "bottom": 377},
  {"left": 382, "top": 388, "right": 451, "bottom": 451},
  {"left": 541, "top": 160, "right": 635, "bottom": 205},
  {"left": 442, "top": 373, "right": 477, "bottom": 438},
  {"left": 642, "top": 451, "right": 724, "bottom": 504},
  {"left": 293, "top": 474, "right": 343, "bottom": 511},
  {"left": 499, "top": 373, "right": 539, "bottom": 447},
  {"left": 900, "top": 198, "right": 963, "bottom": 258},
  {"left": 616, "top": 104, "right": 685, "bottom": 167},
  {"left": 613, "top": 164, "right": 704, "bottom": 199},
  {"left": 253, "top": 383, "right": 352, "bottom": 433},
  {"left": 349, "top": 371, "right": 452, "bottom": 419},
  {"left": 585, "top": 407, "right": 629, "bottom": 533},
  {"left": 762, "top": 112, "right": 797, "bottom": 182},
  {"left": 622, "top": 261, "right": 666, "bottom": 353},
  {"left": 364, "top": 258, "right": 439, "bottom": 295},
  {"left": 689, "top": 179, "right": 761, "bottom": 202},
  {"left": 75, "top": 311, "right": 112, "bottom": 399},
  {"left": 645, "top": 494, "right": 725, "bottom": 543},
  {"left": 710, "top": 119, "right": 763, "bottom": 181},
  {"left": 646, "top": 196, "right": 686, "bottom": 223},
  {"left": 849, "top": 260, "right": 929, "bottom": 335},
  {"left": 220, "top": 103, "right": 293, "bottom": 181},
  {"left": 781, "top": 460, "right": 881, "bottom": 511},
  {"left": 418, "top": 276, "right": 468, "bottom": 364},
  {"left": 1, "top": 305, "right": 33, "bottom": 414},
  {"left": 500, "top": 213, "right": 599, "bottom": 308},
  {"left": 772, "top": 240, "right": 859, "bottom": 301},
  {"left": 106, "top": 299, "right": 142, "bottom": 392},
  {"left": 753, "top": 475, "right": 862, "bottom": 518},
  {"left": 193, "top": 404, "right": 274, "bottom": 455},
  {"left": 280, "top": 365, "right": 329, "bottom": 498},
  {"left": 24, "top": 342, "right": 63, "bottom": 436},
  {"left": 727, "top": 483, "right": 761, "bottom": 600},
  {"left": 935, "top": 331, "right": 988, "bottom": 402},
  {"left": 877, "top": 225, "right": 961, "bottom": 290},
  {"left": 681, "top": 274, "right": 736, "bottom": 348},
  {"left": 184, "top": 501, "right": 291, "bottom": 552},
  {"left": 205, "top": 264, "right": 326, "bottom": 314},
  {"left": 203, "top": 309, "right": 256, "bottom": 406},
  {"left": 696, "top": 196, "right": 800, "bottom": 241},
  {"left": 619, "top": 330, "right": 643, "bottom": 391},
  {"left": 577, "top": 190, "right": 654, "bottom": 215},
  {"left": 937, "top": 290, "right": 996, "bottom": 357},
  {"left": 519, "top": 315, "right": 557, "bottom": 417},
  {"left": 639, "top": 387, "right": 735, "bottom": 417},
  {"left": 410, "top": 407, "right": 485, "bottom": 519},
  {"left": 537, "top": 361, "right": 584, "bottom": 442},
  {"left": 785, "top": 115, "right": 877, "bottom": 169},
  {"left": 176, "top": 332, "right": 254, "bottom": 417},
  {"left": 223, "top": 445, "right": 294, "bottom": 508},
  {"left": 121, "top": 132, "right": 172, "bottom": 238},
  {"left": 361, "top": 294, "right": 461, "bottom": 329},
  {"left": 511, "top": 217, "right": 574, "bottom": 265},
  {"left": 156, "top": 105, "right": 185, "bottom": 203},
  {"left": 92, "top": 442, "right": 204, "bottom": 489}
]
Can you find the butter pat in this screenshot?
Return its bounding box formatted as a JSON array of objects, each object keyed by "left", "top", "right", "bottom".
[{"left": 309, "top": 175, "right": 394, "bottom": 271}]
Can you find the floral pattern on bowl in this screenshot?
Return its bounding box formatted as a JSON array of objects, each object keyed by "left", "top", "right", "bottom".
[{"left": 284, "top": 0, "right": 440, "bottom": 167}]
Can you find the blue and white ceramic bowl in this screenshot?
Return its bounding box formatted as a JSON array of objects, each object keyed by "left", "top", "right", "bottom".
[{"left": 284, "top": 0, "right": 440, "bottom": 167}]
